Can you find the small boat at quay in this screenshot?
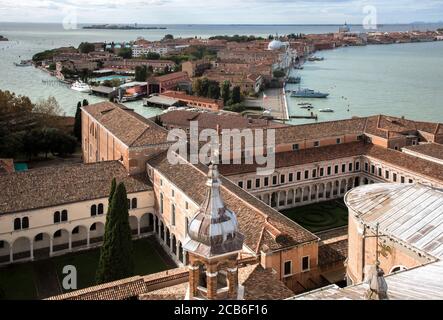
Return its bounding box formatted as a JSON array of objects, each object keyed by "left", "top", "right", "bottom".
[
  {"left": 308, "top": 56, "right": 325, "bottom": 62},
  {"left": 287, "top": 76, "right": 301, "bottom": 84},
  {"left": 14, "top": 60, "right": 32, "bottom": 67},
  {"left": 71, "top": 80, "right": 92, "bottom": 93},
  {"left": 319, "top": 108, "right": 334, "bottom": 113},
  {"left": 291, "top": 88, "right": 329, "bottom": 98}
]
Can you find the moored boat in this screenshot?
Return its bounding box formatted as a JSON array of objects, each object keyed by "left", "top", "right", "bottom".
[
  {"left": 291, "top": 88, "right": 329, "bottom": 98},
  {"left": 287, "top": 76, "right": 301, "bottom": 84},
  {"left": 319, "top": 108, "right": 334, "bottom": 113},
  {"left": 71, "top": 80, "right": 92, "bottom": 93},
  {"left": 14, "top": 60, "right": 32, "bottom": 67}
]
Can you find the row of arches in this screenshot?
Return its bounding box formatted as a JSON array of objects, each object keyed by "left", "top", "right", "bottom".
[
  {"left": 0, "top": 213, "right": 155, "bottom": 264},
  {"left": 152, "top": 214, "right": 187, "bottom": 265},
  {"left": 257, "top": 177, "right": 361, "bottom": 210}
]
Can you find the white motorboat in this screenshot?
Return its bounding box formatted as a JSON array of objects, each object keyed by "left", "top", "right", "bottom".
[
  {"left": 319, "top": 108, "right": 334, "bottom": 113},
  {"left": 71, "top": 80, "right": 92, "bottom": 93}
]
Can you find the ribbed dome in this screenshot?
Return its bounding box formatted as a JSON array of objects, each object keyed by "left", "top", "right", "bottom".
[
  {"left": 268, "top": 39, "right": 284, "bottom": 50},
  {"left": 183, "top": 163, "right": 244, "bottom": 259}
]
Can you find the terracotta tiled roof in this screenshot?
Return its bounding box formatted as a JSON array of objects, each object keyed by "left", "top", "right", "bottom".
[
  {"left": 273, "top": 117, "right": 367, "bottom": 144},
  {"left": 218, "top": 140, "right": 443, "bottom": 183},
  {"left": 148, "top": 153, "right": 318, "bottom": 252},
  {"left": 161, "top": 91, "right": 221, "bottom": 105},
  {"left": 152, "top": 71, "right": 190, "bottom": 83},
  {"left": 0, "top": 161, "right": 151, "bottom": 215},
  {"left": 82, "top": 102, "right": 169, "bottom": 147},
  {"left": 240, "top": 263, "right": 295, "bottom": 300},
  {"left": 139, "top": 263, "right": 294, "bottom": 300},
  {"left": 157, "top": 110, "right": 286, "bottom": 131},
  {"left": 403, "top": 143, "right": 443, "bottom": 161},
  {"left": 219, "top": 141, "right": 369, "bottom": 176},
  {"left": 46, "top": 276, "right": 146, "bottom": 300},
  {"left": 139, "top": 283, "right": 188, "bottom": 300},
  {"left": 318, "top": 240, "right": 348, "bottom": 267},
  {"left": 365, "top": 144, "right": 443, "bottom": 182}
]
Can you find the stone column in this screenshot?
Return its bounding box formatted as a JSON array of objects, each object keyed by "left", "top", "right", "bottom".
[
  {"left": 30, "top": 241, "right": 34, "bottom": 261},
  {"left": 86, "top": 231, "right": 90, "bottom": 248},
  {"left": 188, "top": 261, "right": 200, "bottom": 299},
  {"left": 206, "top": 263, "right": 218, "bottom": 300},
  {"left": 137, "top": 219, "right": 141, "bottom": 237},
  {"left": 9, "top": 246, "right": 13, "bottom": 263},
  {"left": 68, "top": 233, "right": 72, "bottom": 251},
  {"left": 49, "top": 237, "right": 54, "bottom": 256},
  {"left": 227, "top": 265, "right": 239, "bottom": 299}
]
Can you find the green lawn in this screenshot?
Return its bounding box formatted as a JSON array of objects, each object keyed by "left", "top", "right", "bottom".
[
  {"left": 281, "top": 200, "right": 348, "bottom": 233},
  {"left": 0, "top": 238, "right": 170, "bottom": 299},
  {"left": 0, "top": 263, "right": 36, "bottom": 300}
]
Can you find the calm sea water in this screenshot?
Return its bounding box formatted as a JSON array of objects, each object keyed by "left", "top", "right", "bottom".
[
  {"left": 1, "top": 23, "right": 443, "bottom": 121},
  {"left": 286, "top": 41, "right": 443, "bottom": 124}
]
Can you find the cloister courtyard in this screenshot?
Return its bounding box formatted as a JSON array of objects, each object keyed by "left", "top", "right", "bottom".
[
  {"left": 281, "top": 199, "right": 348, "bottom": 233},
  {"left": 0, "top": 237, "right": 174, "bottom": 300}
]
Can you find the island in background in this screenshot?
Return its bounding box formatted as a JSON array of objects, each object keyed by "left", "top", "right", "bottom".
[
  {"left": 0, "top": 35, "right": 8, "bottom": 41},
  {"left": 83, "top": 24, "right": 167, "bottom": 30}
]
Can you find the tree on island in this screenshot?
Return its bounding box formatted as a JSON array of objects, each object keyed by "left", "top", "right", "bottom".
[
  {"left": 207, "top": 82, "right": 221, "bottom": 100},
  {"left": 118, "top": 48, "right": 133, "bottom": 59},
  {"left": 142, "top": 52, "right": 160, "bottom": 60},
  {"left": 135, "top": 66, "right": 148, "bottom": 82},
  {"left": 273, "top": 69, "right": 286, "bottom": 79},
  {"left": 221, "top": 80, "right": 231, "bottom": 104},
  {"left": 162, "top": 34, "right": 174, "bottom": 41},
  {"left": 231, "top": 86, "right": 242, "bottom": 105},
  {"left": 73, "top": 102, "right": 82, "bottom": 142},
  {"left": 78, "top": 42, "right": 95, "bottom": 54},
  {"left": 96, "top": 181, "right": 134, "bottom": 285}
]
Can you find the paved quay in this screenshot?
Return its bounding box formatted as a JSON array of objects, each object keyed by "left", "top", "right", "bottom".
[{"left": 262, "top": 88, "right": 289, "bottom": 121}]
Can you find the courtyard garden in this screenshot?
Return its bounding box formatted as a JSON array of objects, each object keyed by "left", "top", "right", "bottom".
[
  {"left": 0, "top": 237, "right": 171, "bottom": 300},
  {"left": 281, "top": 199, "right": 348, "bottom": 233}
]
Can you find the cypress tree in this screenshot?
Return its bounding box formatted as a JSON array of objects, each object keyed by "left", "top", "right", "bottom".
[
  {"left": 104, "top": 178, "right": 117, "bottom": 227},
  {"left": 95, "top": 182, "right": 134, "bottom": 284},
  {"left": 73, "top": 102, "right": 82, "bottom": 142}
]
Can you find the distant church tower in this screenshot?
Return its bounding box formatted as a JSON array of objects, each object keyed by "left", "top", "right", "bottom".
[{"left": 183, "top": 161, "right": 245, "bottom": 300}]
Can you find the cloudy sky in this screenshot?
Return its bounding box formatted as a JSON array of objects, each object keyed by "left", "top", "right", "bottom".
[{"left": 0, "top": 0, "right": 442, "bottom": 24}]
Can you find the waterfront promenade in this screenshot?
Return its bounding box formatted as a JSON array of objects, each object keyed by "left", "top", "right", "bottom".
[{"left": 262, "top": 88, "right": 289, "bottom": 121}]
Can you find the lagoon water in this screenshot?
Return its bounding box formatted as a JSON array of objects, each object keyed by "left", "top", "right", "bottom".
[
  {"left": 287, "top": 41, "right": 443, "bottom": 124},
  {"left": 1, "top": 23, "right": 443, "bottom": 122}
]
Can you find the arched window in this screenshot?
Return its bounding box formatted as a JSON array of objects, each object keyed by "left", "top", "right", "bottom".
[
  {"left": 91, "top": 205, "right": 97, "bottom": 216},
  {"left": 54, "top": 211, "right": 61, "bottom": 223},
  {"left": 14, "top": 218, "right": 21, "bottom": 230},
  {"left": 22, "top": 217, "right": 29, "bottom": 229},
  {"left": 127, "top": 198, "right": 131, "bottom": 209},
  {"left": 98, "top": 204, "right": 104, "bottom": 215},
  {"left": 90, "top": 223, "right": 97, "bottom": 231},
  {"left": 132, "top": 198, "right": 138, "bottom": 209},
  {"left": 54, "top": 230, "right": 62, "bottom": 238},
  {"left": 35, "top": 233, "right": 43, "bottom": 242},
  {"left": 390, "top": 265, "right": 408, "bottom": 274},
  {"left": 72, "top": 227, "right": 80, "bottom": 234},
  {"left": 61, "top": 210, "right": 68, "bottom": 222}
]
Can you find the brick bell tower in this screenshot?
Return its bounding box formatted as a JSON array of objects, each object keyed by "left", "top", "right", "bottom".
[{"left": 183, "top": 160, "right": 245, "bottom": 300}]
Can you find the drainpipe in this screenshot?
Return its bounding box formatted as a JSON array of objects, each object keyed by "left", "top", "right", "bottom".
[{"left": 361, "top": 223, "right": 366, "bottom": 282}]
